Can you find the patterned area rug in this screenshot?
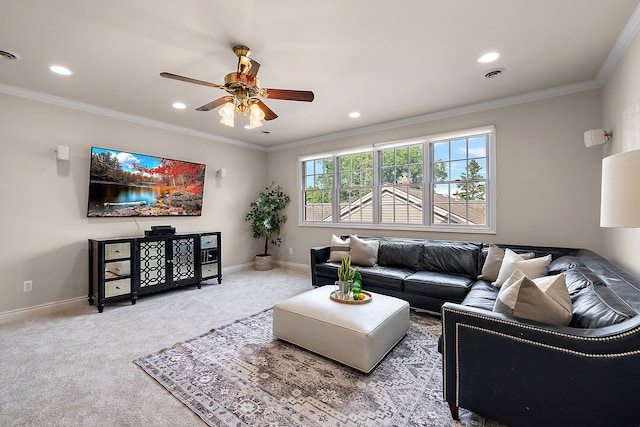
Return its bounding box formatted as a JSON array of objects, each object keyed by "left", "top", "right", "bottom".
[{"left": 134, "top": 309, "right": 499, "bottom": 426}]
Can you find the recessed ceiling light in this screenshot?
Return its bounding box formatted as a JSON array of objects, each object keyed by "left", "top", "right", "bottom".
[
  {"left": 349, "top": 112, "right": 361, "bottom": 118},
  {"left": 477, "top": 52, "right": 500, "bottom": 64},
  {"left": 49, "top": 65, "right": 72, "bottom": 75},
  {"left": 172, "top": 102, "right": 186, "bottom": 110}
]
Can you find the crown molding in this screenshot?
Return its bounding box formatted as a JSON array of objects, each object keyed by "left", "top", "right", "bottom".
[
  {"left": 268, "top": 79, "right": 602, "bottom": 152},
  {"left": 4, "top": 1, "right": 639, "bottom": 155},
  {"left": 597, "top": 2, "right": 640, "bottom": 83},
  {"left": 0, "top": 83, "right": 268, "bottom": 152},
  {"left": 269, "top": 2, "right": 640, "bottom": 153}
]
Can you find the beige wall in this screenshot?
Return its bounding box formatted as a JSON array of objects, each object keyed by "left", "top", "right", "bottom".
[
  {"left": 268, "top": 90, "right": 604, "bottom": 266},
  {"left": 1, "top": 93, "right": 267, "bottom": 314},
  {"left": 602, "top": 30, "right": 640, "bottom": 275},
  {"left": 2, "top": 73, "right": 623, "bottom": 315}
]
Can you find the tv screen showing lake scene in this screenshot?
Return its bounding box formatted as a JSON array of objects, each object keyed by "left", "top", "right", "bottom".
[{"left": 87, "top": 147, "right": 206, "bottom": 217}]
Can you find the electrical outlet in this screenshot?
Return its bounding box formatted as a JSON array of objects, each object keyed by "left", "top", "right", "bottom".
[
  {"left": 288, "top": 247, "right": 293, "bottom": 255},
  {"left": 23, "top": 280, "right": 32, "bottom": 292}
]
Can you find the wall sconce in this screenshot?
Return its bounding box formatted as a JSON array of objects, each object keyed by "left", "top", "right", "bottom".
[
  {"left": 56, "top": 145, "right": 70, "bottom": 160},
  {"left": 584, "top": 129, "right": 612, "bottom": 147},
  {"left": 601, "top": 149, "right": 640, "bottom": 227},
  {"left": 216, "top": 168, "right": 227, "bottom": 178}
]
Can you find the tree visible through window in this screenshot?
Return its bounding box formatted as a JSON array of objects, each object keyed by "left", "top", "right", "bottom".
[
  {"left": 379, "top": 144, "right": 423, "bottom": 224},
  {"left": 432, "top": 135, "right": 487, "bottom": 225},
  {"left": 338, "top": 152, "right": 374, "bottom": 222}
]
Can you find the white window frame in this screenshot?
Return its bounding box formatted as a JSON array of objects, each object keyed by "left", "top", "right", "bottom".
[{"left": 298, "top": 125, "right": 496, "bottom": 234}]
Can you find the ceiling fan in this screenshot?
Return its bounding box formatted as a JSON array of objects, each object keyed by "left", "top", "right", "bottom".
[{"left": 160, "top": 45, "right": 314, "bottom": 128}]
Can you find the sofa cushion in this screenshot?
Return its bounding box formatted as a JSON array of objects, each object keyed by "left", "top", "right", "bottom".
[
  {"left": 493, "top": 270, "right": 572, "bottom": 326},
  {"left": 350, "top": 235, "right": 379, "bottom": 267},
  {"left": 548, "top": 255, "right": 584, "bottom": 275},
  {"left": 359, "top": 266, "right": 411, "bottom": 291},
  {"left": 461, "top": 280, "right": 500, "bottom": 311},
  {"left": 420, "top": 241, "right": 482, "bottom": 278},
  {"left": 493, "top": 249, "right": 551, "bottom": 288},
  {"left": 328, "top": 234, "right": 350, "bottom": 262},
  {"left": 570, "top": 277, "right": 638, "bottom": 328},
  {"left": 404, "top": 271, "right": 474, "bottom": 301},
  {"left": 378, "top": 239, "right": 423, "bottom": 271},
  {"left": 478, "top": 244, "right": 534, "bottom": 282},
  {"left": 563, "top": 267, "right": 593, "bottom": 296}
]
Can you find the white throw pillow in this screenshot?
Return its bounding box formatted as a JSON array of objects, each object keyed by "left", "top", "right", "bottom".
[
  {"left": 492, "top": 249, "right": 551, "bottom": 288},
  {"left": 493, "top": 269, "right": 572, "bottom": 326},
  {"left": 478, "top": 244, "right": 534, "bottom": 282},
  {"left": 327, "top": 234, "right": 350, "bottom": 262},
  {"left": 349, "top": 235, "right": 379, "bottom": 267}
]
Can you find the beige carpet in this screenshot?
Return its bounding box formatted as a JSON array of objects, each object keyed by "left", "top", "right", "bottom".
[
  {"left": 0, "top": 267, "right": 312, "bottom": 426},
  {"left": 0, "top": 267, "right": 493, "bottom": 426}
]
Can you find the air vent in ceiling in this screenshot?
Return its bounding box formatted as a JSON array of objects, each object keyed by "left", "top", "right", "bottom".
[
  {"left": 0, "top": 50, "right": 21, "bottom": 60},
  {"left": 484, "top": 68, "right": 505, "bottom": 79}
]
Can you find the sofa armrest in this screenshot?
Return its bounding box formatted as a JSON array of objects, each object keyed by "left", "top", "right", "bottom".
[
  {"left": 310, "top": 245, "right": 331, "bottom": 286},
  {"left": 441, "top": 302, "right": 640, "bottom": 426}
]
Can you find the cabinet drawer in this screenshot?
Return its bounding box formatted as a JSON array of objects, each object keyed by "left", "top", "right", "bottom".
[
  {"left": 105, "top": 278, "right": 131, "bottom": 298},
  {"left": 105, "top": 242, "right": 131, "bottom": 260},
  {"left": 201, "top": 235, "right": 218, "bottom": 249},
  {"left": 105, "top": 260, "right": 130, "bottom": 279},
  {"left": 201, "top": 248, "right": 217, "bottom": 263},
  {"left": 202, "top": 263, "right": 218, "bottom": 278}
]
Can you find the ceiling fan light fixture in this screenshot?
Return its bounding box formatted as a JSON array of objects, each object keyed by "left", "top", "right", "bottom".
[
  {"left": 219, "top": 102, "right": 235, "bottom": 127},
  {"left": 249, "top": 103, "right": 265, "bottom": 129}
]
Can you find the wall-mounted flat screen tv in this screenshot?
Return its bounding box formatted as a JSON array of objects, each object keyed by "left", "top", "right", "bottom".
[{"left": 87, "top": 147, "right": 206, "bottom": 217}]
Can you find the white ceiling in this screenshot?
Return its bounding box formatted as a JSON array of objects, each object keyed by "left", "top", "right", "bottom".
[{"left": 2, "top": 0, "right": 640, "bottom": 149}]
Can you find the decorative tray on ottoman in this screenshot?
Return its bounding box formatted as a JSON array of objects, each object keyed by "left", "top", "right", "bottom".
[{"left": 330, "top": 290, "right": 372, "bottom": 305}]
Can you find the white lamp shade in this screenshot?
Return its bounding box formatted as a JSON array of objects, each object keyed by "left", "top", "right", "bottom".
[{"left": 601, "top": 149, "right": 640, "bottom": 227}]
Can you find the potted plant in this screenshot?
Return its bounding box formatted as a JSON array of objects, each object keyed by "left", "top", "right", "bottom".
[
  {"left": 336, "top": 256, "right": 356, "bottom": 299},
  {"left": 245, "top": 182, "right": 291, "bottom": 270}
]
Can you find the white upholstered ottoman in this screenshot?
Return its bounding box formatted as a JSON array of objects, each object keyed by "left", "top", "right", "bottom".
[{"left": 272, "top": 285, "right": 410, "bottom": 373}]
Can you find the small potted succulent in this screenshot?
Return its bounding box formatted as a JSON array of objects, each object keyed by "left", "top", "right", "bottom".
[{"left": 337, "top": 256, "right": 356, "bottom": 299}]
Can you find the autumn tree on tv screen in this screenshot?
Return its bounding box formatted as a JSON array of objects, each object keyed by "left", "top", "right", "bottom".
[{"left": 87, "top": 147, "right": 206, "bottom": 217}]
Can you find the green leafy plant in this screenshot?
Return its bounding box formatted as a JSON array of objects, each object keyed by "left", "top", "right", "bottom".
[
  {"left": 337, "top": 256, "right": 356, "bottom": 282},
  {"left": 245, "top": 182, "right": 291, "bottom": 256}
]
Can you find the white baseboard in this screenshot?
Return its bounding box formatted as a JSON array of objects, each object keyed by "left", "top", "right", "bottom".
[
  {"left": 0, "top": 263, "right": 311, "bottom": 325},
  {"left": 273, "top": 260, "right": 309, "bottom": 271},
  {"left": 0, "top": 296, "right": 88, "bottom": 325}
]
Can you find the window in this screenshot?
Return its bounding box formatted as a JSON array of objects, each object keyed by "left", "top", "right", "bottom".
[
  {"left": 338, "top": 152, "right": 374, "bottom": 223},
  {"left": 380, "top": 144, "right": 424, "bottom": 224},
  {"left": 299, "top": 126, "right": 495, "bottom": 233},
  {"left": 432, "top": 135, "right": 488, "bottom": 226},
  {"left": 302, "top": 157, "right": 333, "bottom": 222}
]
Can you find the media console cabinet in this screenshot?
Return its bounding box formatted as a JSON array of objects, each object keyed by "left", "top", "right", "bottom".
[{"left": 88, "top": 231, "right": 221, "bottom": 312}]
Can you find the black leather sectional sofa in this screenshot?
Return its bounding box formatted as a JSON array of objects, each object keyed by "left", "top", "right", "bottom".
[{"left": 310, "top": 236, "right": 640, "bottom": 426}]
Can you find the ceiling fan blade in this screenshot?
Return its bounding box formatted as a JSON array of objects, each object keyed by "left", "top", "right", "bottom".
[
  {"left": 255, "top": 99, "right": 278, "bottom": 121},
  {"left": 195, "top": 97, "right": 230, "bottom": 111},
  {"left": 263, "top": 88, "right": 314, "bottom": 102},
  {"left": 237, "top": 56, "right": 260, "bottom": 75},
  {"left": 160, "top": 72, "right": 224, "bottom": 89}
]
